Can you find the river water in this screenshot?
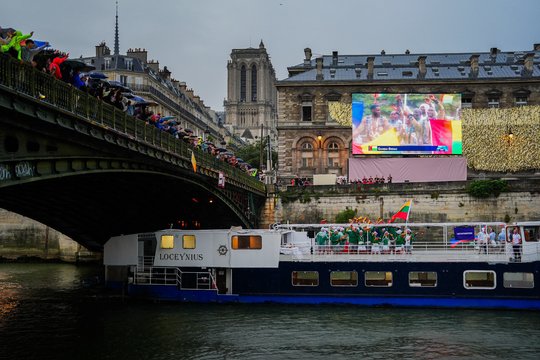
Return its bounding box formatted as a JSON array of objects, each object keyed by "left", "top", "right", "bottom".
[{"left": 1, "top": 263, "right": 539, "bottom": 360}]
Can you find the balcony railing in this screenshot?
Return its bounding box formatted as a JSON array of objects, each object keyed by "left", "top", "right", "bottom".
[{"left": 0, "top": 54, "right": 265, "bottom": 194}]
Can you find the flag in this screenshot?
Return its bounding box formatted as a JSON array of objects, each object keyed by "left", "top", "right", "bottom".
[
  {"left": 390, "top": 200, "right": 412, "bottom": 223},
  {"left": 352, "top": 128, "right": 400, "bottom": 154},
  {"left": 191, "top": 150, "right": 197, "bottom": 173}
]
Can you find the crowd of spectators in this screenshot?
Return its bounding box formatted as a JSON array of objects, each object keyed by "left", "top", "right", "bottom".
[{"left": 1, "top": 26, "right": 258, "bottom": 178}]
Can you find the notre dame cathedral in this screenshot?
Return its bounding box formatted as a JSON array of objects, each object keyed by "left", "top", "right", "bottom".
[{"left": 224, "top": 41, "right": 277, "bottom": 142}]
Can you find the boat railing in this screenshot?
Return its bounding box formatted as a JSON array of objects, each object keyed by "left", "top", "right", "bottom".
[
  {"left": 134, "top": 266, "right": 177, "bottom": 285},
  {"left": 137, "top": 256, "right": 155, "bottom": 270},
  {"left": 176, "top": 269, "right": 216, "bottom": 291},
  {"left": 133, "top": 261, "right": 216, "bottom": 290},
  {"left": 281, "top": 240, "right": 540, "bottom": 263}
]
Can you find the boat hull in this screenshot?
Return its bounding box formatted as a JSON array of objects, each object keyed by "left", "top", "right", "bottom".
[{"left": 126, "top": 260, "right": 540, "bottom": 310}]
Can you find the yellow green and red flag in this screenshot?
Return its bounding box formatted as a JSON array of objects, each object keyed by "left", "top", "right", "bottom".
[{"left": 390, "top": 200, "right": 412, "bottom": 223}]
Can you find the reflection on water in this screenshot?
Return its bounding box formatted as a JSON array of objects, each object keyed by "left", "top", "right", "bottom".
[{"left": 1, "top": 263, "right": 539, "bottom": 360}]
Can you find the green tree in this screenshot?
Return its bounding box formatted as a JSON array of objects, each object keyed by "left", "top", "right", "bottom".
[
  {"left": 235, "top": 139, "right": 277, "bottom": 170},
  {"left": 335, "top": 208, "right": 356, "bottom": 223}
]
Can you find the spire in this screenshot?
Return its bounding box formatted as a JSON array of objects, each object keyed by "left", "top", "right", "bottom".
[
  {"left": 259, "top": 39, "right": 265, "bottom": 49},
  {"left": 114, "top": 1, "right": 119, "bottom": 56}
]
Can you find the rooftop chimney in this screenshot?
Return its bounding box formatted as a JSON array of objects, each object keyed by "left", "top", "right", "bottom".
[
  {"left": 316, "top": 57, "right": 324, "bottom": 80},
  {"left": 147, "top": 60, "right": 159, "bottom": 72},
  {"left": 523, "top": 53, "right": 535, "bottom": 75},
  {"left": 366, "top": 56, "right": 375, "bottom": 79},
  {"left": 469, "top": 54, "right": 480, "bottom": 77},
  {"left": 417, "top": 56, "right": 427, "bottom": 78},
  {"left": 179, "top": 81, "right": 187, "bottom": 91},
  {"left": 534, "top": 43, "right": 540, "bottom": 51},
  {"left": 160, "top": 66, "right": 171, "bottom": 80},
  {"left": 332, "top": 51, "right": 338, "bottom": 66},
  {"left": 95, "top": 41, "right": 110, "bottom": 58},
  {"left": 490, "top": 47, "right": 499, "bottom": 57},
  {"left": 304, "top": 47, "right": 312, "bottom": 66},
  {"left": 127, "top": 48, "right": 148, "bottom": 64}
]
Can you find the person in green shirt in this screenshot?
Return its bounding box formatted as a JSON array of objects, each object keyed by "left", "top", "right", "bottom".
[
  {"left": 395, "top": 229, "right": 405, "bottom": 253},
  {"left": 330, "top": 227, "right": 342, "bottom": 253},
  {"left": 346, "top": 225, "right": 360, "bottom": 253},
  {"left": 371, "top": 231, "right": 381, "bottom": 254},
  {"left": 315, "top": 228, "right": 329, "bottom": 254}
]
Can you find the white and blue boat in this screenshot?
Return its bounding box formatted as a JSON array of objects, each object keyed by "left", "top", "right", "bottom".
[{"left": 104, "top": 221, "right": 540, "bottom": 310}]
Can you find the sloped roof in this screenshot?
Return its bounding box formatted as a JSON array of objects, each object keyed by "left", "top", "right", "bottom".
[{"left": 282, "top": 49, "right": 540, "bottom": 83}]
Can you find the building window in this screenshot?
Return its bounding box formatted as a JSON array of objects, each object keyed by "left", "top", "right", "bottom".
[
  {"left": 463, "top": 271, "right": 496, "bottom": 289},
  {"left": 160, "top": 235, "right": 174, "bottom": 249},
  {"left": 182, "top": 235, "right": 196, "bottom": 249},
  {"left": 487, "top": 98, "right": 500, "bottom": 108},
  {"left": 125, "top": 58, "right": 133, "bottom": 71},
  {"left": 120, "top": 75, "right": 127, "bottom": 86},
  {"left": 515, "top": 97, "right": 528, "bottom": 106},
  {"left": 328, "top": 142, "right": 339, "bottom": 167},
  {"left": 301, "top": 142, "right": 314, "bottom": 168},
  {"left": 302, "top": 102, "right": 312, "bottom": 122},
  {"left": 292, "top": 271, "right": 319, "bottom": 286},
  {"left": 251, "top": 64, "right": 257, "bottom": 102},
  {"left": 503, "top": 272, "right": 534, "bottom": 289},
  {"left": 231, "top": 235, "right": 262, "bottom": 250},
  {"left": 330, "top": 271, "right": 358, "bottom": 287},
  {"left": 409, "top": 271, "right": 437, "bottom": 287},
  {"left": 104, "top": 58, "right": 111, "bottom": 69},
  {"left": 462, "top": 98, "right": 473, "bottom": 108},
  {"left": 240, "top": 65, "right": 246, "bottom": 102},
  {"left": 365, "top": 271, "right": 393, "bottom": 287}
]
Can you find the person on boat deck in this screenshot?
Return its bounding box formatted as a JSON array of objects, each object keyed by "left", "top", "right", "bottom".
[
  {"left": 315, "top": 228, "right": 329, "bottom": 254},
  {"left": 358, "top": 229, "right": 367, "bottom": 253},
  {"left": 371, "top": 231, "right": 381, "bottom": 254},
  {"left": 511, "top": 227, "right": 522, "bottom": 262},
  {"left": 330, "top": 227, "right": 343, "bottom": 253},
  {"left": 382, "top": 231, "right": 391, "bottom": 253},
  {"left": 345, "top": 225, "right": 359, "bottom": 253},
  {"left": 395, "top": 229, "right": 405, "bottom": 253},
  {"left": 404, "top": 229, "right": 413, "bottom": 254},
  {"left": 477, "top": 227, "right": 488, "bottom": 254},
  {"left": 488, "top": 227, "right": 497, "bottom": 246},
  {"left": 498, "top": 228, "right": 506, "bottom": 243},
  {"left": 337, "top": 227, "right": 348, "bottom": 252}
]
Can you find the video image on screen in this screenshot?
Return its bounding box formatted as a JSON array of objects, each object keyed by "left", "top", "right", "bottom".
[{"left": 351, "top": 93, "right": 462, "bottom": 155}]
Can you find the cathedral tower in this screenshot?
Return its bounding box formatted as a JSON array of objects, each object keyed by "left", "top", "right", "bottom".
[{"left": 224, "top": 41, "right": 277, "bottom": 141}]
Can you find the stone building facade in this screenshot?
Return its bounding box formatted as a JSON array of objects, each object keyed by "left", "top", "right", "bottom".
[
  {"left": 224, "top": 41, "right": 278, "bottom": 142},
  {"left": 276, "top": 45, "right": 540, "bottom": 181}
]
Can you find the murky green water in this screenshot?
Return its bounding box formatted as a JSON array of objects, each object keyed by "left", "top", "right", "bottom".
[{"left": 1, "top": 263, "right": 539, "bottom": 360}]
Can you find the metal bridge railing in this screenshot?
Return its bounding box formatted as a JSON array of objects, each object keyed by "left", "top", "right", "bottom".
[{"left": 0, "top": 54, "right": 266, "bottom": 194}]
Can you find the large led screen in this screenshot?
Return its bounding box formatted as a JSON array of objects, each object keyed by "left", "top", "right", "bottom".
[{"left": 352, "top": 93, "right": 462, "bottom": 155}]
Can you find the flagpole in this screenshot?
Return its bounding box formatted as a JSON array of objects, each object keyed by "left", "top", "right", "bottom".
[{"left": 405, "top": 199, "right": 412, "bottom": 228}]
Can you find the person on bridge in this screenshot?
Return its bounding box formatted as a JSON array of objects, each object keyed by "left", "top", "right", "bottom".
[
  {"left": 1, "top": 30, "right": 34, "bottom": 60},
  {"left": 49, "top": 54, "right": 68, "bottom": 80}
]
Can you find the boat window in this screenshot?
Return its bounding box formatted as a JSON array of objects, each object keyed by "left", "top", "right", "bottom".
[
  {"left": 160, "top": 235, "right": 174, "bottom": 249},
  {"left": 330, "top": 271, "right": 358, "bottom": 287},
  {"left": 231, "top": 235, "right": 262, "bottom": 250},
  {"left": 523, "top": 226, "right": 540, "bottom": 242},
  {"left": 182, "top": 235, "right": 196, "bottom": 249},
  {"left": 503, "top": 272, "right": 534, "bottom": 289},
  {"left": 409, "top": 272, "right": 437, "bottom": 287},
  {"left": 463, "top": 271, "right": 496, "bottom": 289},
  {"left": 292, "top": 271, "right": 319, "bottom": 286},
  {"left": 365, "top": 271, "right": 393, "bottom": 287}
]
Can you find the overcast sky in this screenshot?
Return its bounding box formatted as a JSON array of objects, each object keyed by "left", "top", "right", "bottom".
[{"left": 2, "top": 0, "right": 539, "bottom": 110}]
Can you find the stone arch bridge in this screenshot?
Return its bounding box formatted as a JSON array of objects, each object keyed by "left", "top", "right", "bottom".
[{"left": 0, "top": 56, "right": 266, "bottom": 251}]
